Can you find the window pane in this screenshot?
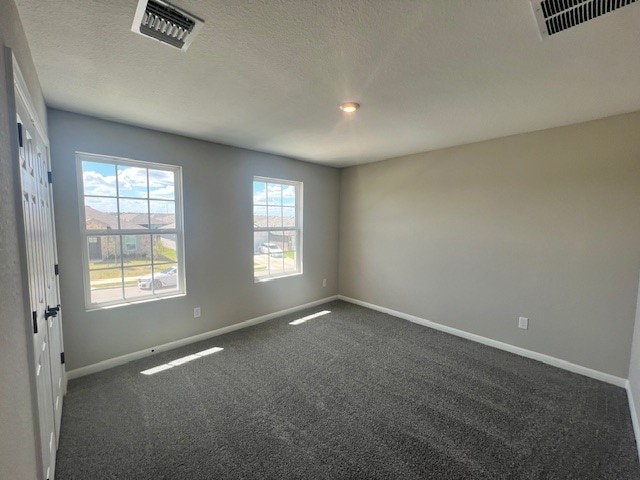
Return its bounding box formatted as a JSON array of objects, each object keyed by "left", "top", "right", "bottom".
[
  {"left": 149, "top": 201, "right": 175, "bottom": 229},
  {"left": 268, "top": 231, "right": 285, "bottom": 247},
  {"left": 153, "top": 234, "right": 177, "bottom": 263},
  {"left": 88, "top": 235, "right": 121, "bottom": 267},
  {"left": 85, "top": 197, "right": 118, "bottom": 230},
  {"left": 254, "top": 231, "right": 269, "bottom": 278},
  {"left": 265, "top": 231, "right": 285, "bottom": 276},
  {"left": 267, "top": 183, "right": 282, "bottom": 205},
  {"left": 121, "top": 234, "right": 151, "bottom": 263},
  {"left": 254, "top": 254, "right": 269, "bottom": 279},
  {"left": 253, "top": 206, "right": 267, "bottom": 227},
  {"left": 153, "top": 264, "right": 179, "bottom": 294},
  {"left": 282, "top": 207, "right": 296, "bottom": 228},
  {"left": 282, "top": 231, "right": 297, "bottom": 252},
  {"left": 119, "top": 199, "right": 149, "bottom": 229},
  {"left": 254, "top": 231, "right": 268, "bottom": 253},
  {"left": 89, "top": 268, "right": 123, "bottom": 304},
  {"left": 117, "top": 165, "right": 148, "bottom": 198},
  {"left": 268, "top": 250, "right": 284, "bottom": 276},
  {"left": 282, "top": 184, "right": 296, "bottom": 206},
  {"left": 284, "top": 251, "right": 297, "bottom": 273},
  {"left": 148, "top": 169, "right": 175, "bottom": 199},
  {"left": 125, "top": 265, "right": 153, "bottom": 299},
  {"left": 253, "top": 181, "right": 266, "bottom": 205},
  {"left": 82, "top": 161, "right": 117, "bottom": 196},
  {"left": 267, "top": 206, "right": 282, "bottom": 228}
]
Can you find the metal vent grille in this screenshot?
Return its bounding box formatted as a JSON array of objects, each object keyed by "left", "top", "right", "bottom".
[
  {"left": 532, "top": 0, "right": 637, "bottom": 36},
  {"left": 132, "top": 0, "right": 203, "bottom": 51}
]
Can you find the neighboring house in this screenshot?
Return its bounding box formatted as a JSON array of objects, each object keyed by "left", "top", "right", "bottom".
[
  {"left": 253, "top": 215, "right": 296, "bottom": 253},
  {"left": 85, "top": 206, "right": 174, "bottom": 262}
]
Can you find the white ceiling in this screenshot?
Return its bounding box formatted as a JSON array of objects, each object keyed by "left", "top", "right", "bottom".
[{"left": 14, "top": 0, "right": 640, "bottom": 167}]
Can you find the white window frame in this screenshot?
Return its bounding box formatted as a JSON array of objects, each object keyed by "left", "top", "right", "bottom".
[
  {"left": 253, "top": 176, "right": 303, "bottom": 282},
  {"left": 76, "top": 152, "right": 186, "bottom": 309}
]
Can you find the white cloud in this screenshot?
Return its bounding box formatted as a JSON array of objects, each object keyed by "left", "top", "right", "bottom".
[
  {"left": 85, "top": 196, "right": 117, "bottom": 213},
  {"left": 83, "top": 170, "right": 116, "bottom": 196},
  {"left": 282, "top": 185, "right": 296, "bottom": 205},
  {"left": 119, "top": 198, "right": 148, "bottom": 213},
  {"left": 83, "top": 165, "right": 175, "bottom": 199},
  {"left": 117, "top": 167, "right": 147, "bottom": 194},
  {"left": 253, "top": 182, "right": 296, "bottom": 206},
  {"left": 149, "top": 185, "right": 175, "bottom": 199},
  {"left": 148, "top": 169, "right": 174, "bottom": 187}
]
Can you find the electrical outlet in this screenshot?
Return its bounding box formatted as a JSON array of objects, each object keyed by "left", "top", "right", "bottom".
[
  {"left": 518, "top": 316, "right": 528, "bottom": 330},
  {"left": 322, "top": 278, "right": 327, "bottom": 288},
  {"left": 194, "top": 307, "right": 201, "bottom": 318}
]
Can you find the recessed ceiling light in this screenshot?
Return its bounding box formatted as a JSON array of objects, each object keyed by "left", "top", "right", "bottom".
[{"left": 339, "top": 102, "right": 360, "bottom": 113}]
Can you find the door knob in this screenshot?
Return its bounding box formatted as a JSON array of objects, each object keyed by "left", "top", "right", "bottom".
[{"left": 45, "top": 305, "right": 60, "bottom": 320}]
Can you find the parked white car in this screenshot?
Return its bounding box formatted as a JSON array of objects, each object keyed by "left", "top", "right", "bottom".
[
  {"left": 138, "top": 266, "right": 178, "bottom": 290},
  {"left": 259, "top": 242, "right": 283, "bottom": 257}
]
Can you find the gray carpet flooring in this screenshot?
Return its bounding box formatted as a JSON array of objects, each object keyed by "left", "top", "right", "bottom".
[{"left": 56, "top": 300, "right": 640, "bottom": 479}]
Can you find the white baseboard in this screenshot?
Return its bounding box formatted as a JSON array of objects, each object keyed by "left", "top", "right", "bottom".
[
  {"left": 626, "top": 381, "right": 640, "bottom": 462},
  {"left": 338, "top": 295, "right": 627, "bottom": 388},
  {"left": 67, "top": 295, "right": 338, "bottom": 380}
]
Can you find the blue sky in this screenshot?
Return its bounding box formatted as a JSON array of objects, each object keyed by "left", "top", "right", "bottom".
[
  {"left": 253, "top": 181, "right": 296, "bottom": 217},
  {"left": 82, "top": 160, "right": 175, "bottom": 214},
  {"left": 83, "top": 162, "right": 297, "bottom": 219},
  {"left": 253, "top": 181, "right": 296, "bottom": 211}
]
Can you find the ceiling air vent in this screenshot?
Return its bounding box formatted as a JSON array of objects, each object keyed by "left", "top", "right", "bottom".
[
  {"left": 531, "top": 0, "right": 637, "bottom": 37},
  {"left": 132, "top": 0, "right": 204, "bottom": 51}
]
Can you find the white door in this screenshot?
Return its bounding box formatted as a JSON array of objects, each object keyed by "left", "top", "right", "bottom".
[{"left": 15, "top": 57, "right": 64, "bottom": 480}]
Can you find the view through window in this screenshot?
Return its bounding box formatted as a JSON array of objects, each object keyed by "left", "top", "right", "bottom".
[
  {"left": 253, "top": 177, "right": 302, "bottom": 281},
  {"left": 78, "top": 153, "right": 185, "bottom": 307}
]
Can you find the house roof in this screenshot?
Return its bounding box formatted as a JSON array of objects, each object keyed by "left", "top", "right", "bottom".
[
  {"left": 253, "top": 215, "right": 296, "bottom": 229},
  {"left": 85, "top": 206, "right": 119, "bottom": 229},
  {"left": 85, "top": 206, "right": 174, "bottom": 230}
]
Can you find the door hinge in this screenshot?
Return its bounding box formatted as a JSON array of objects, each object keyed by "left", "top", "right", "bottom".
[
  {"left": 60, "top": 352, "right": 65, "bottom": 364},
  {"left": 17, "top": 122, "right": 23, "bottom": 147},
  {"left": 32, "top": 311, "right": 38, "bottom": 334},
  {"left": 47, "top": 171, "right": 53, "bottom": 184},
  {"left": 54, "top": 264, "right": 59, "bottom": 275}
]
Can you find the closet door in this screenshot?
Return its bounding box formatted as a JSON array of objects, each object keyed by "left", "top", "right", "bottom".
[{"left": 15, "top": 56, "right": 64, "bottom": 480}]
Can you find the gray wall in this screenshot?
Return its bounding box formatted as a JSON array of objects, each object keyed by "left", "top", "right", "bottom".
[
  {"left": 339, "top": 112, "right": 640, "bottom": 378},
  {"left": 48, "top": 109, "right": 340, "bottom": 371},
  {"left": 628, "top": 275, "right": 640, "bottom": 433},
  {"left": 0, "top": 0, "right": 46, "bottom": 477}
]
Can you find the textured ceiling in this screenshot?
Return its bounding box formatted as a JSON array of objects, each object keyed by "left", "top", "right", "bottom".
[{"left": 13, "top": 0, "right": 640, "bottom": 167}]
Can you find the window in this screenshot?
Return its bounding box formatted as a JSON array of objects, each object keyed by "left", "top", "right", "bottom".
[
  {"left": 77, "top": 153, "right": 185, "bottom": 308},
  {"left": 253, "top": 177, "right": 302, "bottom": 281}
]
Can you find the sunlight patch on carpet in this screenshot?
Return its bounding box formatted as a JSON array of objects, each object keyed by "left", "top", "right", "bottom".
[
  {"left": 141, "top": 347, "right": 224, "bottom": 375},
  {"left": 289, "top": 310, "right": 331, "bottom": 325}
]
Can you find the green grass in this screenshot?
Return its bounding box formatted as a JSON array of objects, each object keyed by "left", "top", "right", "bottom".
[
  {"left": 90, "top": 258, "right": 175, "bottom": 282},
  {"left": 90, "top": 259, "right": 150, "bottom": 281},
  {"left": 92, "top": 279, "right": 138, "bottom": 289},
  {"left": 90, "top": 259, "right": 149, "bottom": 269},
  {"left": 155, "top": 243, "right": 177, "bottom": 262}
]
